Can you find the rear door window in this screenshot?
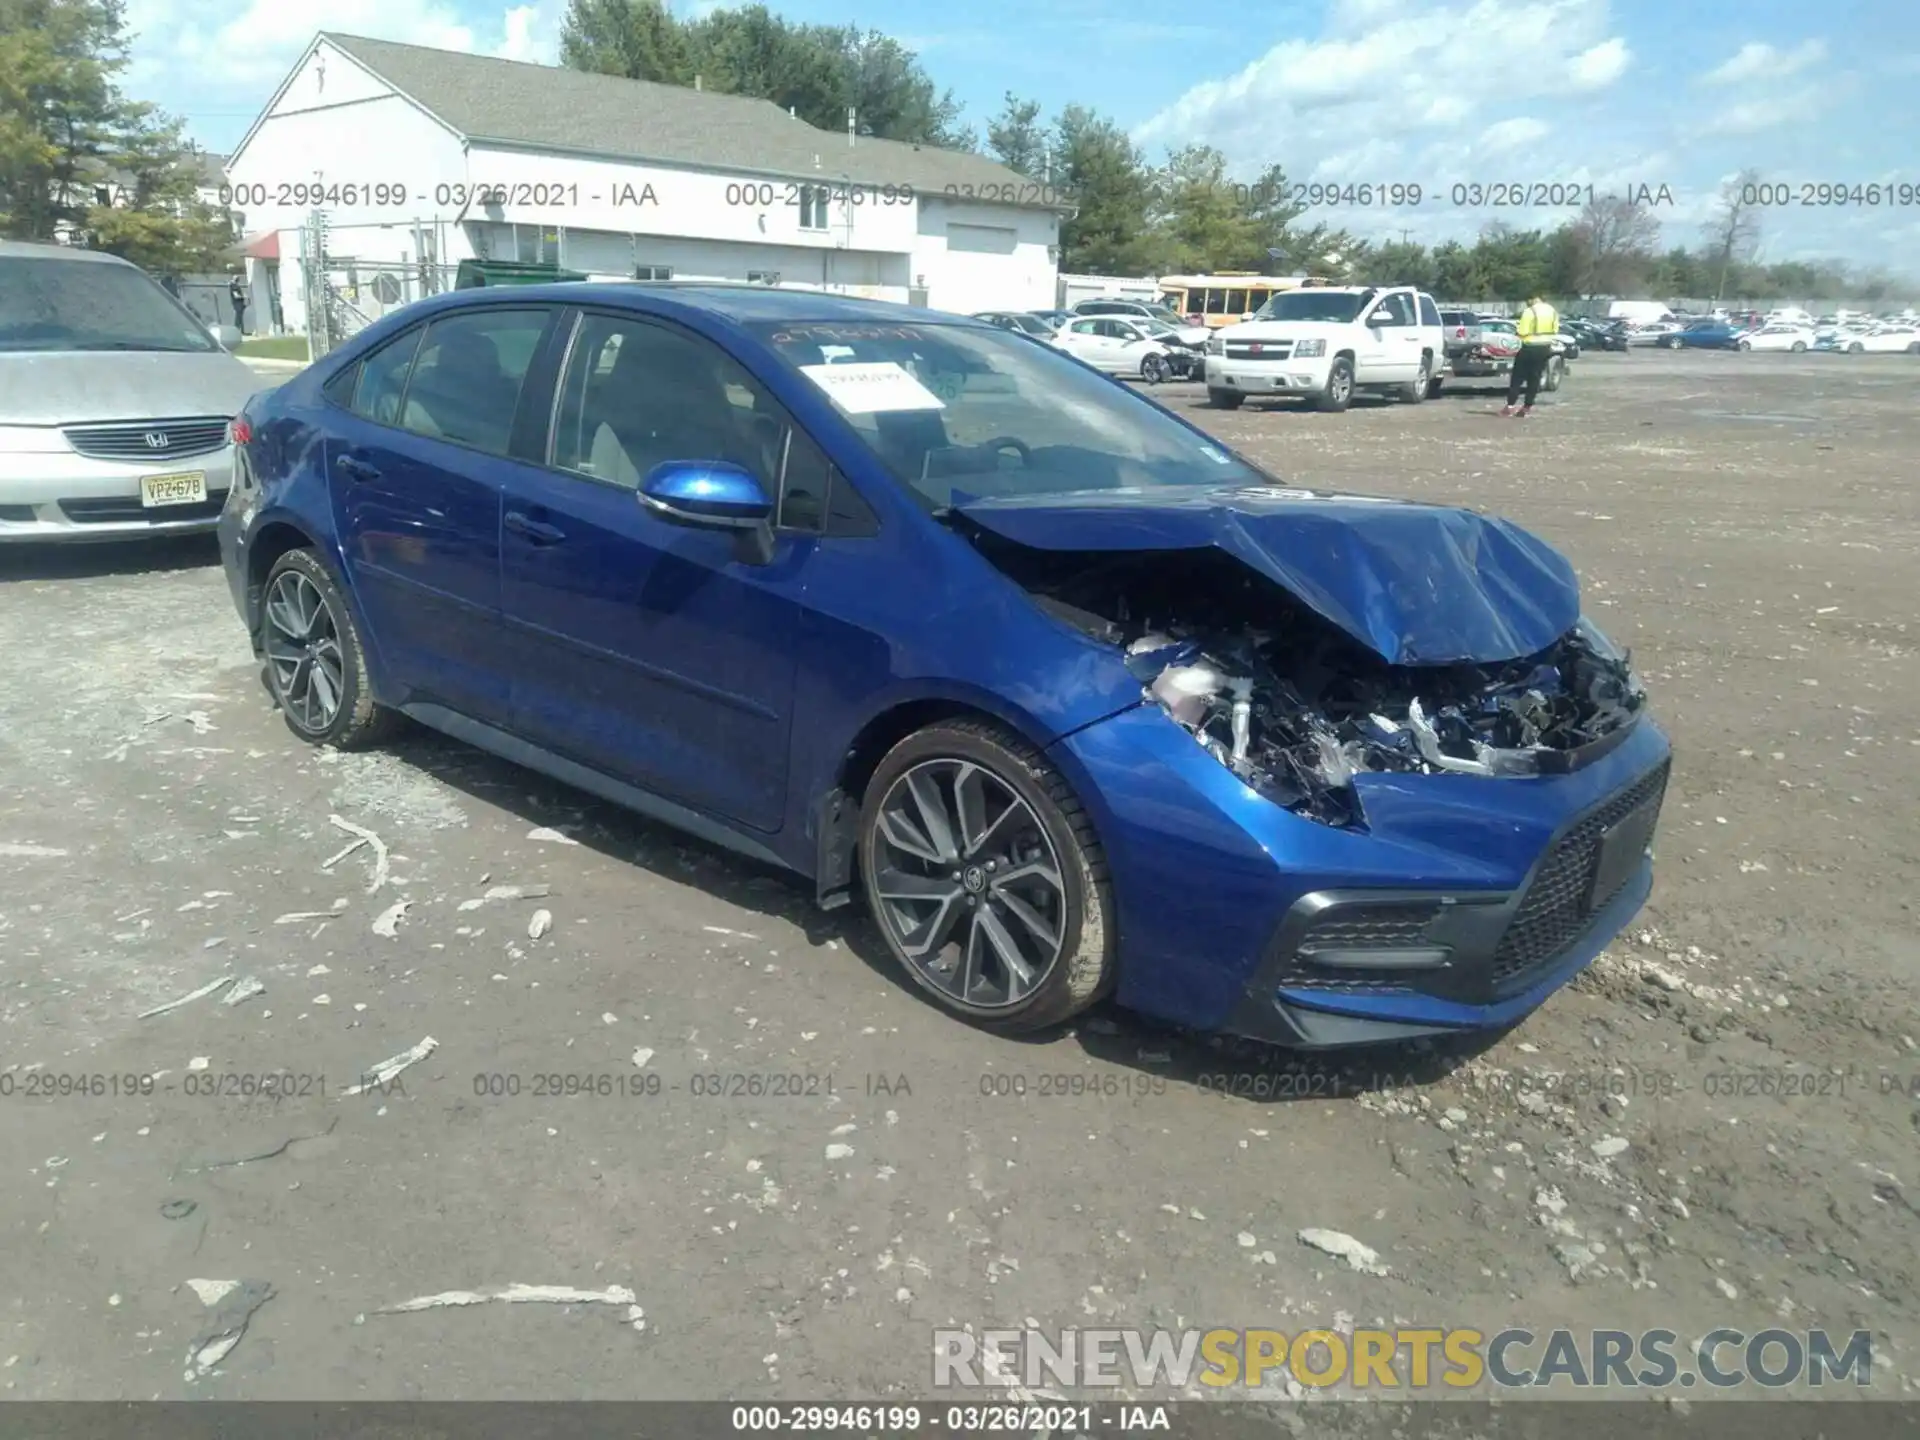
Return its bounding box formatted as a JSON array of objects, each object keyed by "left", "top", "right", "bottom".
[{"left": 398, "top": 308, "right": 550, "bottom": 457}]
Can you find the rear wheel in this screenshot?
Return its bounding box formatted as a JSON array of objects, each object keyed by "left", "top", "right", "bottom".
[
  {"left": 1847, "top": 342, "right": 1864, "bottom": 354},
  {"left": 1310, "top": 356, "right": 1354, "bottom": 412},
  {"left": 1400, "top": 354, "right": 1431, "bottom": 403},
  {"left": 1662, "top": 335, "right": 1681, "bottom": 349},
  {"left": 1908, "top": 341, "right": 1920, "bottom": 355},
  {"left": 1206, "top": 387, "right": 1244, "bottom": 409},
  {"left": 859, "top": 721, "right": 1116, "bottom": 1034},
  {"left": 1543, "top": 356, "right": 1565, "bottom": 392},
  {"left": 261, "top": 549, "right": 397, "bottom": 749},
  {"left": 1791, "top": 341, "right": 1807, "bottom": 352}
]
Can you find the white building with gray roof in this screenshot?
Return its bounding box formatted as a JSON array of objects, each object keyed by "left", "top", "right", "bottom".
[{"left": 225, "top": 32, "right": 1069, "bottom": 339}]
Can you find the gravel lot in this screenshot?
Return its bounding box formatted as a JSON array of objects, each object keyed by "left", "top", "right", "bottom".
[{"left": 1, "top": 350, "right": 1915, "bottom": 1404}]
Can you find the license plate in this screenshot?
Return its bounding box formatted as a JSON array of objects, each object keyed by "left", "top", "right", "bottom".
[
  {"left": 140, "top": 471, "right": 207, "bottom": 508},
  {"left": 1587, "top": 799, "right": 1660, "bottom": 912}
]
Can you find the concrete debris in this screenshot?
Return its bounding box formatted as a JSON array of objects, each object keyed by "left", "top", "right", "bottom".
[
  {"left": 826, "top": 1143, "right": 856, "bottom": 1160},
  {"left": 527, "top": 827, "right": 579, "bottom": 845},
  {"left": 0, "top": 842, "right": 69, "bottom": 858},
  {"left": 1297, "top": 1228, "right": 1389, "bottom": 1276},
  {"left": 528, "top": 908, "right": 553, "bottom": 940},
  {"left": 139, "top": 974, "right": 237, "bottom": 1019},
  {"left": 342, "top": 1036, "right": 437, "bottom": 1097},
  {"left": 371, "top": 900, "right": 411, "bottom": 938},
  {"left": 326, "top": 813, "right": 391, "bottom": 892},
  {"left": 631, "top": 1048, "right": 654, "bottom": 1068},
  {"left": 377, "top": 1283, "right": 637, "bottom": 1314},
  {"left": 222, "top": 976, "right": 266, "bottom": 1007},
  {"left": 184, "top": 1278, "right": 274, "bottom": 1381},
  {"left": 1591, "top": 1136, "right": 1630, "bottom": 1159},
  {"left": 274, "top": 911, "right": 336, "bottom": 925}
]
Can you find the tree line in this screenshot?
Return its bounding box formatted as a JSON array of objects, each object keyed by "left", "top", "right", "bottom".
[{"left": 4, "top": 0, "right": 1904, "bottom": 302}]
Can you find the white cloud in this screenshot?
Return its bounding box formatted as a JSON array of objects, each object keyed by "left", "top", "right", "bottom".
[
  {"left": 1701, "top": 39, "right": 1828, "bottom": 86},
  {"left": 1700, "top": 86, "right": 1824, "bottom": 135},
  {"left": 1129, "top": 0, "right": 1640, "bottom": 246},
  {"left": 1567, "top": 37, "right": 1630, "bottom": 90},
  {"left": 1478, "top": 116, "right": 1550, "bottom": 151}
]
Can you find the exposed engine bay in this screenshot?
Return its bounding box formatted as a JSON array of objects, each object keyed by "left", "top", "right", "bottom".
[{"left": 972, "top": 537, "right": 1647, "bottom": 828}]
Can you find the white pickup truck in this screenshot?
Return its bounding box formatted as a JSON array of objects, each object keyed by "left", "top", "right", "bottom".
[{"left": 1202, "top": 285, "right": 1445, "bottom": 412}]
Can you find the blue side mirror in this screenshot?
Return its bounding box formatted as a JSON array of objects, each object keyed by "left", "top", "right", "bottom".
[{"left": 639, "top": 460, "right": 773, "bottom": 530}]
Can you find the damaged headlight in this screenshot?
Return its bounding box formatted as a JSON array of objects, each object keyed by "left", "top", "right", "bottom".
[
  {"left": 1292, "top": 339, "right": 1327, "bottom": 358},
  {"left": 1128, "top": 617, "right": 1648, "bottom": 829},
  {"left": 1206, "top": 334, "right": 1225, "bottom": 356}
]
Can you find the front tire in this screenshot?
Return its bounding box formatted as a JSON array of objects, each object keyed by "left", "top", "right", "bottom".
[
  {"left": 1311, "top": 356, "right": 1355, "bottom": 412},
  {"left": 1543, "top": 356, "right": 1565, "bottom": 392},
  {"left": 859, "top": 720, "right": 1116, "bottom": 1034},
  {"left": 1426, "top": 374, "right": 1446, "bottom": 398},
  {"left": 1737, "top": 339, "right": 1752, "bottom": 351},
  {"left": 1847, "top": 342, "right": 1863, "bottom": 354},
  {"left": 1662, "top": 336, "right": 1680, "bottom": 349},
  {"left": 1206, "top": 387, "right": 1244, "bottom": 409},
  {"left": 260, "top": 548, "right": 396, "bottom": 749},
  {"left": 1791, "top": 341, "right": 1807, "bottom": 352},
  {"left": 1141, "top": 353, "right": 1169, "bottom": 384}
]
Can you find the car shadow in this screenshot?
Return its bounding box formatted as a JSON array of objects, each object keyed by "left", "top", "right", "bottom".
[
  {"left": 365, "top": 718, "right": 1488, "bottom": 1103},
  {"left": 0, "top": 533, "right": 223, "bottom": 584}
]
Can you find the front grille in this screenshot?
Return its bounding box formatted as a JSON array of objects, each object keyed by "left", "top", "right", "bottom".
[
  {"left": 62, "top": 417, "right": 230, "bottom": 462},
  {"left": 1224, "top": 342, "right": 1291, "bottom": 360},
  {"left": 1489, "top": 761, "right": 1669, "bottom": 990},
  {"left": 59, "top": 493, "right": 228, "bottom": 524}
]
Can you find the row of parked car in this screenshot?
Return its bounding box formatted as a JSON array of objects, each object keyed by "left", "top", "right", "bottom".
[{"left": 1616, "top": 312, "right": 1920, "bottom": 354}]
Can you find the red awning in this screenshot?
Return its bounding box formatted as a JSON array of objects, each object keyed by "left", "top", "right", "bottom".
[{"left": 243, "top": 231, "right": 280, "bottom": 261}]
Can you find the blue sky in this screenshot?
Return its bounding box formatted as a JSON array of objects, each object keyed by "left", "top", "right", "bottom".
[{"left": 128, "top": 0, "right": 1920, "bottom": 272}]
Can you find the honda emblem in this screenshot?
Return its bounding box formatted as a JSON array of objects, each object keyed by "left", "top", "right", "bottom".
[{"left": 144, "top": 431, "right": 169, "bottom": 449}]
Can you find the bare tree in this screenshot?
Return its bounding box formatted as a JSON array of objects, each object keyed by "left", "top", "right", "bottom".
[
  {"left": 1702, "top": 168, "right": 1763, "bottom": 302},
  {"left": 1570, "top": 195, "right": 1660, "bottom": 297}
]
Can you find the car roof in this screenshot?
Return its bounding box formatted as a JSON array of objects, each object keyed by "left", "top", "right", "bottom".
[
  {"left": 0, "top": 238, "right": 139, "bottom": 266},
  {"left": 375, "top": 281, "right": 985, "bottom": 331}
]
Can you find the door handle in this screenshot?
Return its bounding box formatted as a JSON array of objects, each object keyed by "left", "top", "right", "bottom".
[
  {"left": 504, "top": 511, "right": 566, "bottom": 545},
  {"left": 335, "top": 454, "right": 380, "bottom": 483}
]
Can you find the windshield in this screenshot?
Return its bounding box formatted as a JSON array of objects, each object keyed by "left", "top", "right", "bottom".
[
  {"left": 1249, "top": 291, "right": 1366, "bottom": 323},
  {"left": 1141, "top": 306, "right": 1189, "bottom": 327},
  {"left": 1011, "top": 314, "right": 1053, "bottom": 335},
  {"left": 0, "top": 256, "right": 220, "bottom": 354},
  {"left": 751, "top": 320, "right": 1264, "bottom": 508}
]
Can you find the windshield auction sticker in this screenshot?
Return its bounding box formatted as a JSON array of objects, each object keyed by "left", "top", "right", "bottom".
[{"left": 800, "top": 361, "right": 946, "bottom": 413}]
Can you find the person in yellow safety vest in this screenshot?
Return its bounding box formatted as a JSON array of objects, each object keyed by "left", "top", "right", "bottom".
[{"left": 1502, "top": 295, "right": 1559, "bottom": 417}]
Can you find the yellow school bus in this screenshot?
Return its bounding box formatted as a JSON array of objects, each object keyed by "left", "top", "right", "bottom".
[{"left": 1158, "top": 274, "right": 1317, "bottom": 328}]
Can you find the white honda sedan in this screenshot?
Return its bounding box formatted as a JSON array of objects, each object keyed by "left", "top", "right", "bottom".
[{"left": 1736, "top": 324, "right": 1816, "bottom": 353}]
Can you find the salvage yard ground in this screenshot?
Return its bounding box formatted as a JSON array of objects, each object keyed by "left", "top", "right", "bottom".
[{"left": 0, "top": 351, "right": 1915, "bottom": 1402}]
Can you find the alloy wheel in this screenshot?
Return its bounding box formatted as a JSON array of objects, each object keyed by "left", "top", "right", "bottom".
[
  {"left": 264, "top": 570, "right": 345, "bottom": 733},
  {"left": 1330, "top": 366, "right": 1352, "bottom": 403},
  {"left": 868, "top": 758, "right": 1067, "bottom": 1009}
]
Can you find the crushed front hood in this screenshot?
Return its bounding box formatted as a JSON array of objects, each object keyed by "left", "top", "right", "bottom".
[{"left": 955, "top": 484, "right": 1581, "bottom": 666}]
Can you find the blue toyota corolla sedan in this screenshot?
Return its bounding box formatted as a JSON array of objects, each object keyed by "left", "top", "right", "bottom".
[{"left": 218, "top": 284, "right": 1670, "bottom": 1048}]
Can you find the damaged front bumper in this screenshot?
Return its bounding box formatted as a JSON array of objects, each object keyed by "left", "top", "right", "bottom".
[{"left": 1049, "top": 700, "right": 1671, "bottom": 1047}]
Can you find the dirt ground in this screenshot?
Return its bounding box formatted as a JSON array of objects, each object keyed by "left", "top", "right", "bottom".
[{"left": 1, "top": 350, "right": 1915, "bottom": 1410}]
